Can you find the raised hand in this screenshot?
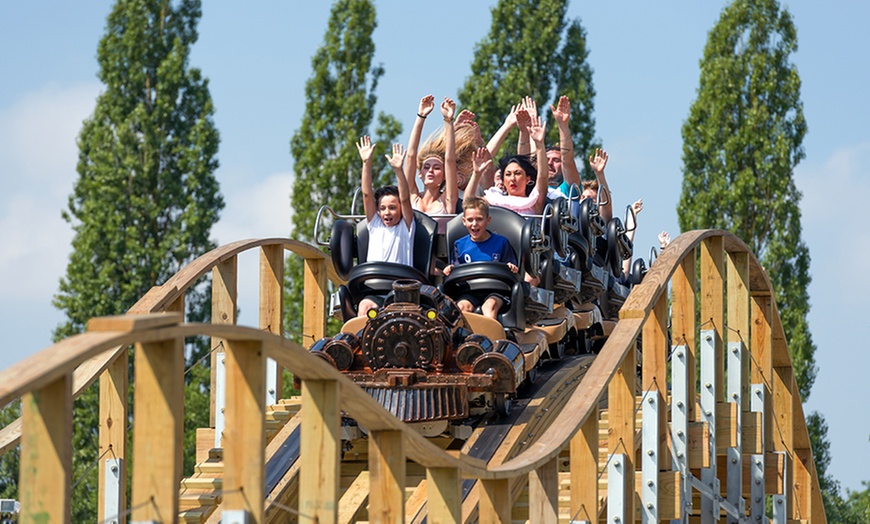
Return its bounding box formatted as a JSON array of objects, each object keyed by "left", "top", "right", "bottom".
[
  {"left": 504, "top": 103, "right": 521, "bottom": 128},
  {"left": 521, "top": 96, "right": 538, "bottom": 121},
  {"left": 386, "top": 143, "right": 406, "bottom": 170},
  {"left": 455, "top": 109, "right": 475, "bottom": 127},
  {"left": 356, "top": 135, "right": 375, "bottom": 162},
  {"left": 418, "top": 95, "right": 435, "bottom": 118},
  {"left": 550, "top": 95, "right": 571, "bottom": 126},
  {"left": 472, "top": 146, "right": 493, "bottom": 175},
  {"left": 528, "top": 115, "right": 546, "bottom": 145},
  {"left": 589, "top": 148, "right": 609, "bottom": 175},
  {"left": 441, "top": 97, "right": 456, "bottom": 121},
  {"left": 631, "top": 198, "right": 643, "bottom": 215},
  {"left": 515, "top": 108, "right": 531, "bottom": 132},
  {"left": 658, "top": 231, "right": 671, "bottom": 249}
]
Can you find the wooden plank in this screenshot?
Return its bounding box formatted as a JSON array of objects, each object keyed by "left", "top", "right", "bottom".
[
  {"left": 642, "top": 292, "right": 668, "bottom": 393},
  {"left": 19, "top": 374, "right": 72, "bottom": 523},
  {"left": 426, "top": 467, "right": 461, "bottom": 523},
  {"left": 528, "top": 457, "right": 558, "bottom": 523},
  {"left": 727, "top": 251, "right": 751, "bottom": 411},
  {"left": 773, "top": 365, "right": 794, "bottom": 517},
  {"left": 98, "top": 351, "right": 128, "bottom": 524},
  {"left": 87, "top": 311, "right": 183, "bottom": 332},
  {"left": 633, "top": 470, "right": 682, "bottom": 520},
  {"left": 299, "top": 379, "right": 340, "bottom": 523},
  {"left": 338, "top": 471, "right": 370, "bottom": 524},
  {"left": 479, "top": 478, "right": 511, "bottom": 524},
  {"left": 131, "top": 337, "right": 184, "bottom": 522},
  {"left": 210, "top": 255, "right": 237, "bottom": 427},
  {"left": 223, "top": 339, "right": 266, "bottom": 522},
  {"left": 0, "top": 418, "right": 21, "bottom": 456},
  {"left": 303, "top": 257, "right": 328, "bottom": 348},
  {"left": 687, "top": 421, "right": 711, "bottom": 469},
  {"left": 570, "top": 405, "right": 598, "bottom": 522},
  {"left": 368, "top": 430, "right": 405, "bottom": 523},
  {"left": 608, "top": 347, "right": 636, "bottom": 520},
  {"left": 672, "top": 247, "right": 697, "bottom": 421},
  {"left": 751, "top": 295, "right": 773, "bottom": 450},
  {"left": 701, "top": 236, "right": 725, "bottom": 397},
  {"left": 261, "top": 245, "right": 284, "bottom": 394}
]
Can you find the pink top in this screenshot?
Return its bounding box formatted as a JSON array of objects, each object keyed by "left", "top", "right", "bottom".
[
  {"left": 482, "top": 187, "right": 540, "bottom": 215},
  {"left": 412, "top": 193, "right": 448, "bottom": 215}
]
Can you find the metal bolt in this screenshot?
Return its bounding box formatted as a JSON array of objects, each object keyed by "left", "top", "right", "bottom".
[
  {"left": 648, "top": 450, "right": 654, "bottom": 456},
  {"left": 676, "top": 452, "right": 684, "bottom": 459},
  {"left": 755, "top": 459, "right": 762, "bottom": 466},
  {"left": 677, "top": 401, "right": 684, "bottom": 408},
  {"left": 732, "top": 393, "right": 738, "bottom": 400},
  {"left": 110, "top": 464, "right": 118, "bottom": 473},
  {"left": 677, "top": 430, "right": 684, "bottom": 437},
  {"left": 732, "top": 346, "right": 738, "bottom": 354},
  {"left": 755, "top": 497, "right": 762, "bottom": 503},
  {"left": 220, "top": 407, "right": 225, "bottom": 413},
  {"left": 677, "top": 350, "right": 684, "bottom": 358},
  {"left": 269, "top": 388, "right": 275, "bottom": 395},
  {"left": 705, "top": 335, "right": 712, "bottom": 342},
  {"left": 221, "top": 358, "right": 226, "bottom": 364},
  {"left": 613, "top": 518, "right": 620, "bottom": 523},
  {"left": 647, "top": 503, "right": 654, "bottom": 509},
  {"left": 777, "top": 498, "right": 783, "bottom": 505},
  {"left": 731, "top": 457, "right": 737, "bottom": 464},
  {"left": 614, "top": 460, "right": 621, "bottom": 467},
  {"left": 705, "top": 382, "right": 712, "bottom": 389},
  {"left": 648, "top": 397, "right": 654, "bottom": 404},
  {"left": 647, "top": 480, "right": 654, "bottom": 487},
  {"left": 756, "top": 479, "right": 761, "bottom": 485},
  {"left": 705, "top": 410, "right": 712, "bottom": 416},
  {"left": 754, "top": 388, "right": 761, "bottom": 395}
]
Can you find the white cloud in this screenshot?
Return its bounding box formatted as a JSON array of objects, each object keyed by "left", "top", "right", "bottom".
[
  {"left": 0, "top": 83, "right": 100, "bottom": 300},
  {"left": 212, "top": 171, "right": 294, "bottom": 245}
]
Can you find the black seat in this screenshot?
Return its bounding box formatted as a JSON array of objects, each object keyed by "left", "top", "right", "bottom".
[{"left": 330, "top": 210, "right": 438, "bottom": 321}]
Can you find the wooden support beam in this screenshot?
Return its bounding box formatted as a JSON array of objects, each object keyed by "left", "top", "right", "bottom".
[
  {"left": 608, "top": 347, "right": 636, "bottom": 520},
  {"left": 672, "top": 247, "right": 697, "bottom": 421},
  {"left": 261, "top": 245, "right": 284, "bottom": 395},
  {"left": 701, "top": 236, "right": 725, "bottom": 399},
  {"left": 751, "top": 295, "right": 773, "bottom": 451},
  {"left": 570, "top": 406, "right": 598, "bottom": 522},
  {"left": 223, "top": 339, "right": 266, "bottom": 522},
  {"left": 368, "top": 430, "right": 405, "bottom": 523},
  {"left": 98, "top": 351, "right": 127, "bottom": 524},
  {"left": 727, "top": 251, "right": 751, "bottom": 412},
  {"left": 299, "top": 379, "right": 340, "bottom": 524},
  {"left": 642, "top": 292, "right": 669, "bottom": 393},
  {"left": 131, "top": 337, "right": 184, "bottom": 522},
  {"left": 20, "top": 373, "right": 72, "bottom": 523},
  {"left": 211, "top": 255, "right": 237, "bottom": 426},
  {"left": 773, "top": 365, "right": 795, "bottom": 518},
  {"left": 479, "top": 478, "right": 511, "bottom": 524},
  {"left": 302, "top": 257, "right": 328, "bottom": 348},
  {"left": 529, "top": 457, "right": 559, "bottom": 523},
  {"left": 426, "top": 467, "right": 461, "bottom": 524}
]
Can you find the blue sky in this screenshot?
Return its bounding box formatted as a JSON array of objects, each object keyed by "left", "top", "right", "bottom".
[{"left": 1, "top": 1, "right": 868, "bottom": 493}]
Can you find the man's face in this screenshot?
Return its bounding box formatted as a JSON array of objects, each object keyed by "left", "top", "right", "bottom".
[{"left": 546, "top": 150, "right": 562, "bottom": 182}]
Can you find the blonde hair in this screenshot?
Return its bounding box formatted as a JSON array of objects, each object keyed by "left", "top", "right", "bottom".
[
  {"left": 462, "top": 196, "right": 490, "bottom": 217},
  {"left": 416, "top": 123, "right": 484, "bottom": 177}
]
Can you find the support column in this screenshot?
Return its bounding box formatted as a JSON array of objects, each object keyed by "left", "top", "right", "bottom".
[
  {"left": 369, "top": 430, "right": 405, "bottom": 524},
  {"left": 529, "top": 457, "right": 559, "bottom": 523},
  {"left": 299, "top": 379, "right": 340, "bottom": 523}
]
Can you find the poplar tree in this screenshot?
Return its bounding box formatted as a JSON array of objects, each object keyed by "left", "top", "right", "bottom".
[
  {"left": 48, "top": 0, "right": 221, "bottom": 518},
  {"left": 458, "top": 0, "right": 598, "bottom": 176},
  {"left": 677, "top": 0, "right": 847, "bottom": 515},
  {"left": 285, "top": 0, "right": 400, "bottom": 344}
]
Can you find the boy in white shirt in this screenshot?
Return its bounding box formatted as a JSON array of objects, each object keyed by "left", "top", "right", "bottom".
[{"left": 356, "top": 137, "right": 416, "bottom": 317}]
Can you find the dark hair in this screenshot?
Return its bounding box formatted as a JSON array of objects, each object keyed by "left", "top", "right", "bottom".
[
  {"left": 498, "top": 155, "right": 537, "bottom": 196},
  {"left": 545, "top": 145, "right": 561, "bottom": 153},
  {"left": 374, "top": 185, "right": 399, "bottom": 206}
]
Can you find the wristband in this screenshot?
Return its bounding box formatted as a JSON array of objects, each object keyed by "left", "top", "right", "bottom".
[{"left": 417, "top": 113, "right": 426, "bottom": 119}]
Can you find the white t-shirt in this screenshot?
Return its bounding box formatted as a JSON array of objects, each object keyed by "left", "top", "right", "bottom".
[{"left": 366, "top": 214, "right": 416, "bottom": 266}]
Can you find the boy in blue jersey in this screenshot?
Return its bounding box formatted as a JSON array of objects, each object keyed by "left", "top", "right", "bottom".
[{"left": 443, "top": 196, "right": 519, "bottom": 320}]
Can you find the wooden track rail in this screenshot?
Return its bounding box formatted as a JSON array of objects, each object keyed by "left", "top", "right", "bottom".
[{"left": 0, "top": 230, "right": 827, "bottom": 523}]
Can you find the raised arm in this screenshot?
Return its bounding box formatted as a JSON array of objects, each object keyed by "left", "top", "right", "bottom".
[
  {"left": 518, "top": 96, "right": 537, "bottom": 156},
  {"left": 486, "top": 103, "right": 519, "bottom": 158},
  {"left": 441, "top": 97, "right": 458, "bottom": 214},
  {"left": 550, "top": 95, "right": 581, "bottom": 188},
  {"left": 386, "top": 143, "right": 414, "bottom": 229},
  {"left": 466, "top": 146, "right": 492, "bottom": 199},
  {"left": 623, "top": 198, "right": 643, "bottom": 276},
  {"left": 589, "top": 148, "right": 613, "bottom": 222},
  {"left": 358, "top": 136, "right": 377, "bottom": 222},
  {"left": 528, "top": 116, "right": 549, "bottom": 215},
  {"left": 404, "top": 94, "right": 435, "bottom": 191}
]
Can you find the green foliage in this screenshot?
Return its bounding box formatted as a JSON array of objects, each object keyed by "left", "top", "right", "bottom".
[
  {"left": 0, "top": 401, "right": 21, "bottom": 499},
  {"left": 457, "top": 0, "right": 598, "bottom": 175},
  {"left": 677, "top": 0, "right": 815, "bottom": 399},
  {"left": 44, "top": 0, "right": 222, "bottom": 519},
  {"left": 285, "top": 0, "right": 400, "bottom": 344},
  {"left": 807, "top": 413, "right": 870, "bottom": 522}
]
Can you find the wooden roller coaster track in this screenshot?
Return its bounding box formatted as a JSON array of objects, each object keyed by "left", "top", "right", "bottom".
[{"left": 0, "top": 230, "right": 827, "bottom": 523}]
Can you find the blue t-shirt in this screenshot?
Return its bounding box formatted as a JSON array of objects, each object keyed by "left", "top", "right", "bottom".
[{"left": 452, "top": 232, "right": 518, "bottom": 267}]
